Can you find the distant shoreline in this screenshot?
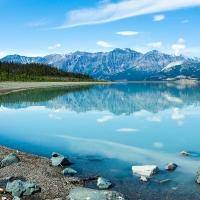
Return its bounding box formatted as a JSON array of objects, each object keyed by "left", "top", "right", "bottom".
[{"left": 0, "top": 81, "right": 113, "bottom": 96}]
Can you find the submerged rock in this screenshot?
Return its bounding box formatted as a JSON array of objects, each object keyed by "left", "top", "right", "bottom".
[
  {"left": 181, "top": 151, "right": 190, "bottom": 156},
  {"left": 0, "top": 153, "right": 19, "bottom": 168},
  {"left": 156, "top": 179, "right": 171, "bottom": 184},
  {"left": 132, "top": 165, "right": 159, "bottom": 177},
  {"left": 97, "top": 177, "right": 112, "bottom": 189},
  {"left": 165, "top": 163, "right": 177, "bottom": 171},
  {"left": 140, "top": 176, "right": 148, "bottom": 182},
  {"left": 66, "top": 187, "right": 126, "bottom": 200},
  {"left": 51, "top": 152, "right": 73, "bottom": 166},
  {"left": 196, "top": 168, "right": 200, "bottom": 184},
  {"left": 0, "top": 176, "right": 13, "bottom": 181},
  {"left": 62, "top": 167, "right": 77, "bottom": 175},
  {"left": 6, "top": 180, "right": 41, "bottom": 197}
]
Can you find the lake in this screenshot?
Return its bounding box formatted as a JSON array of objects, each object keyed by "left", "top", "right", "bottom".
[{"left": 1, "top": 82, "right": 200, "bottom": 199}]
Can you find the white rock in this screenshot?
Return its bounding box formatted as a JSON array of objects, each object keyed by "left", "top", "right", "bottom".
[{"left": 132, "top": 165, "right": 159, "bottom": 177}]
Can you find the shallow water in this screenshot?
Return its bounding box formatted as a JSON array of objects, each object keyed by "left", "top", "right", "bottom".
[{"left": 1, "top": 83, "right": 200, "bottom": 199}]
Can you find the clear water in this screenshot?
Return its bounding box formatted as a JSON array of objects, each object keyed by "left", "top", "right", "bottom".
[{"left": 1, "top": 83, "right": 200, "bottom": 199}]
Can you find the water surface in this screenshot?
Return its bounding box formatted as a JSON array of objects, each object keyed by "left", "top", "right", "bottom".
[{"left": 1, "top": 83, "right": 200, "bottom": 199}]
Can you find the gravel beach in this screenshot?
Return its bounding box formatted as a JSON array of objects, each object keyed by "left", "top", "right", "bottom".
[
  {"left": 0, "top": 145, "right": 84, "bottom": 200},
  {"left": 0, "top": 82, "right": 112, "bottom": 95}
]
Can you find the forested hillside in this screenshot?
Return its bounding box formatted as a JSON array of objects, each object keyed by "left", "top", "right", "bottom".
[{"left": 0, "top": 61, "right": 94, "bottom": 82}]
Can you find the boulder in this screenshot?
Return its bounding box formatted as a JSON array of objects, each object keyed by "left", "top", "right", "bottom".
[
  {"left": 62, "top": 167, "right": 77, "bottom": 175},
  {"left": 196, "top": 167, "right": 200, "bottom": 184},
  {"left": 0, "top": 153, "right": 19, "bottom": 168},
  {"left": 51, "top": 152, "right": 73, "bottom": 166},
  {"left": 66, "top": 187, "right": 126, "bottom": 200},
  {"left": 97, "top": 177, "right": 112, "bottom": 189},
  {"left": 132, "top": 165, "right": 159, "bottom": 177},
  {"left": 165, "top": 163, "right": 177, "bottom": 171},
  {"left": 6, "top": 180, "right": 40, "bottom": 197}
]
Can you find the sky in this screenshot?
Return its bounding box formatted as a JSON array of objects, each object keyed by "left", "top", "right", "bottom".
[{"left": 0, "top": 0, "right": 200, "bottom": 58}]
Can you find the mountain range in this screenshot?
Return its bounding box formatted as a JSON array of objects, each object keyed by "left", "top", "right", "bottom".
[{"left": 1, "top": 48, "right": 200, "bottom": 81}]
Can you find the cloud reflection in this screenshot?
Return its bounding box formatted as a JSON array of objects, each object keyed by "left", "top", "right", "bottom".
[
  {"left": 55, "top": 134, "right": 200, "bottom": 174},
  {"left": 97, "top": 116, "right": 113, "bottom": 122},
  {"left": 117, "top": 128, "right": 138, "bottom": 132}
]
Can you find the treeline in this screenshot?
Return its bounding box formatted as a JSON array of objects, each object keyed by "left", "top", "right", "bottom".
[{"left": 0, "top": 61, "right": 94, "bottom": 82}]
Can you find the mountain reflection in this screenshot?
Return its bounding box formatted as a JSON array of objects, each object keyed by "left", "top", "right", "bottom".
[{"left": 1, "top": 82, "right": 200, "bottom": 115}]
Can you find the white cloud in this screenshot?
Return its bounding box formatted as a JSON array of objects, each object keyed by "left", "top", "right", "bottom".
[
  {"left": 116, "top": 31, "right": 139, "bottom": 36},
  {"left": 153, "top": 14, "right": 165, "bottom": 21},
  {"left": 172, "top": 44, "right": 186, "bottom": 56},
  {"left": 26, "top": 19, "right": 50, "bottom": 27},
  {"left": 182, "top": 20, "right": 189, "bottom": 23},
  {"left": 171, "top": 108, "right": 185, "bottom": 120},
  {"left": 97, "top": 116, "right": 113, "bottom": 122},
  {"left": 147, "top": 42, "right": 162, "bottom": 48},
  {"left": 117, "top": 128, "right": 138, "bottom": 132},
  {"left": 153, "top": 142, "right": 164, "bottom": 148},
  {"left": 48, "top": 44, "right": 61, "bottom": 50},
  {"left": 96, "top": 41, "right": 112, "bottom": 47},
  {"left": 49, "top": 114, "right": 61, "bottom": 120},
  {"left": 178, "top": 38, "right": 185, "bottom": 43},
  {"left": 147, "top": 116, "right": 161, "bottom": 122},
  {"left": 55, "top": 0, "right": 200, "bottom": 28}
]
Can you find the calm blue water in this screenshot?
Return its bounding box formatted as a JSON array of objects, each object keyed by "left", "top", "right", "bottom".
[{"left": 1, "top": 83, "right": 200, "bottom": 199}]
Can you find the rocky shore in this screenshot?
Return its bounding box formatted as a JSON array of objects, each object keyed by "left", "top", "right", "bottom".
[
  {"left": 0, "top": 146, "right": 126, "bottom": 200},
  {"left": 0, "top": 145, "right": 84, "bottom": 200}
]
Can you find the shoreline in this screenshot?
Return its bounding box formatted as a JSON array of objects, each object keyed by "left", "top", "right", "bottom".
[
  {"left": 0, "top": 145, "right": 84, "bottom": 200},
  {"left": 0, "top": 81, "right": 113, "bottom": 96}
]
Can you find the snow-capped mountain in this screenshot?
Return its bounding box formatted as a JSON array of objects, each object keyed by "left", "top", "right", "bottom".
[{"left": 1, "top": 49, "right": 200, "bottom": 81}]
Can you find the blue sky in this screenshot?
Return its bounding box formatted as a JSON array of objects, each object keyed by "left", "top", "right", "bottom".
[{"left": 0, "top": 0, "right": 200, "bottom": 58}]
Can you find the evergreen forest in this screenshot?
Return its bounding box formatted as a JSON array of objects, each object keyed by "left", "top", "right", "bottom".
[{"left": 0, "top": 61, "right": 94, "bottom": 82}]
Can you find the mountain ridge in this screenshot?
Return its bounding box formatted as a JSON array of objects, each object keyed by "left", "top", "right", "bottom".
[{"left": 1, "top": 48, "right": 200, "bottom": 81}]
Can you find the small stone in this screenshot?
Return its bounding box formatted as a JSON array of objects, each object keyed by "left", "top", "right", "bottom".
[
  {"left": 165, "top": 163, "right": 177, "bottom": 171},
  {"left": 97, "top": 177, "right": 112, "bottom": 189},
  {"left": 62, "top": 167, "right": 77, "bottom": 175},
  {"left": 140, "top": 176, "right": 148, "bottom": 182},
  {"left": 0, "top": 188, "right": 4, "bottom": 194},
  {"left": 196, "top": 167, "right": 200, "bottom": 184},
  {"left": 2, "top": 197, "right": 8, "bottom": 200},
  {"left": 181, "top": 151, "right": 190, "bottom": 156}
]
